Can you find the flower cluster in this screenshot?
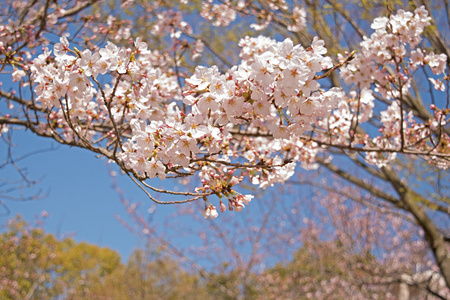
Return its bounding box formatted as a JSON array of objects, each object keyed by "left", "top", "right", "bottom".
[
  {"left": 331, "top": 6, "right": 450, "bottom": 168},
  {"left": 185, "top": 36, "right": 342, "bottom": 138},
  {"left": 339, "top": 6, "right": 435, "bottom": 95},
  {"left": 287, "top": 6, "right": 307, "bottom": 32},
  {"left": 200, "top": 0, "right": 239, "bottom": 27},
  {"left": 25, "top": 32, "right": 345, "bottom": 217},
  {"left": 151, "top": 10, "right": 192, "bottom": 38}
]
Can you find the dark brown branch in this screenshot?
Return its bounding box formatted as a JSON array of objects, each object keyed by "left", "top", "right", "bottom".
[{"left": 382, "top": 165, "right": 450, "bottom": 288}]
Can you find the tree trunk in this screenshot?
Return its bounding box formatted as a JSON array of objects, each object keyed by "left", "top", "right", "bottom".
[{"left": 382, "top": 166, "right": 450, "bottom": 289}]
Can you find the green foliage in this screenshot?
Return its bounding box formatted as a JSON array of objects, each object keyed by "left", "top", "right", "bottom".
[
  {"left": 0, "top": 216, "right": 212, "bottom": 299},
  {"left": 0, "top": 215, "right": 121, "bottom": 299},
  {"left": 88, "top": 248, "right": 211, "bottom": 300}
]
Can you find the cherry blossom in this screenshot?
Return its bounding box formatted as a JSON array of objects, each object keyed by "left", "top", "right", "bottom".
[{"left": 1, "top": 1, "right": 449, "bottom": 236}]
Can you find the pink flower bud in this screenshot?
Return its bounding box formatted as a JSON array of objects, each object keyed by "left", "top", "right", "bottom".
[
  {"left": 220, "top": 201, "right": 227, "bottom": 213},
  {"left": 229, "top": 176, "right": 239, "bottom": 186}
]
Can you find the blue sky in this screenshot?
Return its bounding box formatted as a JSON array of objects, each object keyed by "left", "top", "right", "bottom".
[{"left": 1, "top": 130, "right": 151, "bottom": 260}]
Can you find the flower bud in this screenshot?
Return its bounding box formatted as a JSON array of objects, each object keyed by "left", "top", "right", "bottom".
[{"left": 220, "top": 201, "right": 227, "bottom": 213}]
